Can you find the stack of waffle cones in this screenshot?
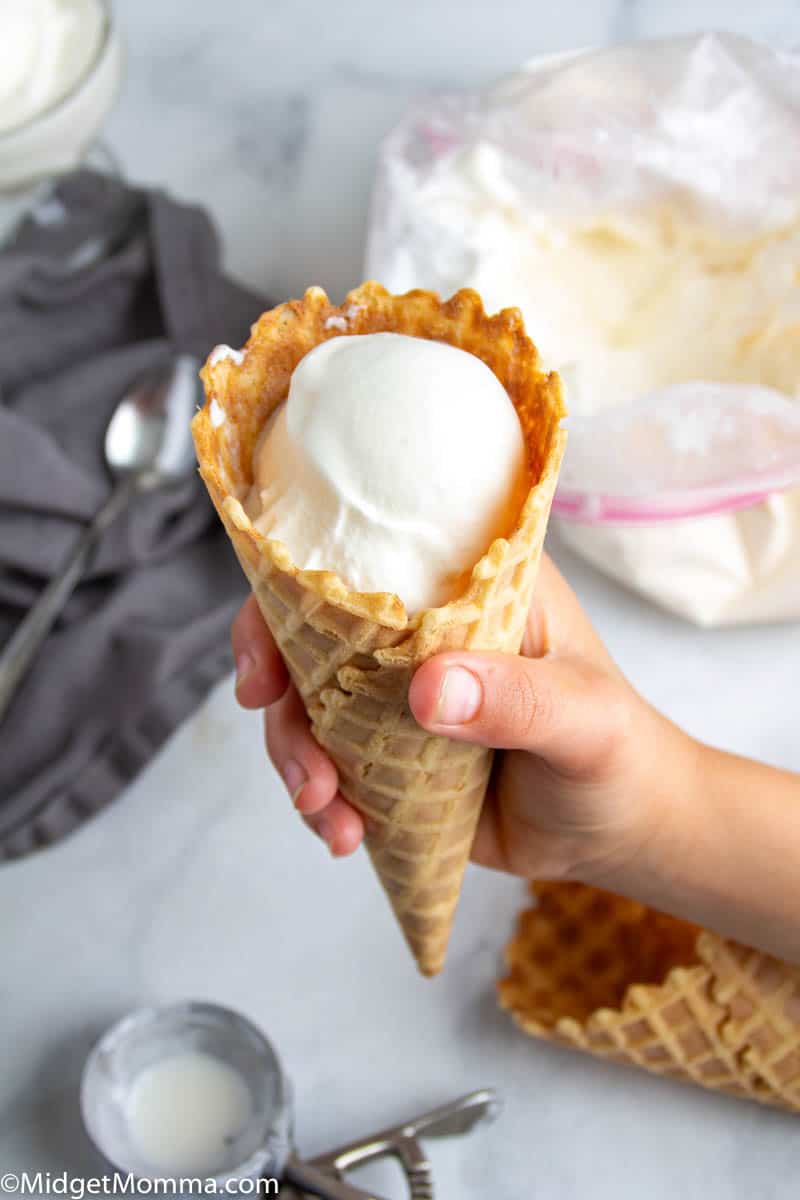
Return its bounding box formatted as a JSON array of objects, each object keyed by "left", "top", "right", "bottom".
[
  {"left": 499, "top": 881, "right": 800, "bottom": 1112},
  {"left": 193, "top": 282, "right": 566, "bottom": 976}
]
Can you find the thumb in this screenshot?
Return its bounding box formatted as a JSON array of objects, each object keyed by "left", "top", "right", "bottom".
[{"left": 408, "top": 650, "right": 626, "bottom": 777}]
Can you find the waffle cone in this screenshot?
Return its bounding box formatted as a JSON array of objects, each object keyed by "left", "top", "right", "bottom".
[
  {"left": 192, "top": 282, "right": 566, "bottom": 976},
  {"left": 499, "top": 882, "right": 800, "bottom": 1112}
]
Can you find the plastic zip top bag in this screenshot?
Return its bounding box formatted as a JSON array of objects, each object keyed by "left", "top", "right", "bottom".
[
  {"left": 555, "top": 383, "right": 800, "bottom": 525},
  {"left": 366, "top": 33, "right": 800, "bottom": 626},
  {"left": 368, "top": 33, "right": 800, "bottom": 272}
]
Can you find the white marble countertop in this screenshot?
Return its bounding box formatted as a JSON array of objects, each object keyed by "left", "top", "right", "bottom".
[{"left": 3, "top": 2, "right": 800, "bottom": 1197}]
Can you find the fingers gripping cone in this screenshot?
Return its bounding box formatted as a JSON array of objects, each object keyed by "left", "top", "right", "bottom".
[{"left": 193, "top": 283, "right": 566, "bottom": 976}]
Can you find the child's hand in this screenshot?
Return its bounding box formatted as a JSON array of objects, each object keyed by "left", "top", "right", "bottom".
[
  {"left": 231, "top": 556, "right": 693, "bottom": 882},
  {"left": 231, "top": 555, "right": 800, "bottom": 962}
]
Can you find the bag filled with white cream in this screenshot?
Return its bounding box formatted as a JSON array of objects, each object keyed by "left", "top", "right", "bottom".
[{"left": 367, "top": 32, "right": 800, "bottom": 626}]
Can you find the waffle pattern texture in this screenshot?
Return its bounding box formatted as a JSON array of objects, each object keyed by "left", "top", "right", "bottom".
[
  {"left": 500, "top": 882, "right": 800, "bottom": 1112},
  {"left": 193, "top": 282, "right": 566, "bottom": 975}
]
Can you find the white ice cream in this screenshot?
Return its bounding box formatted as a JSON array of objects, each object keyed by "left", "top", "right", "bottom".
[
  {"left": 247, "top": 332, "right": 528, "bottom": 613},
  {"left": 0, "top": 0, "right": 106, "bottom": 135},
  {"left": 126, "top": 1052, "right": 253, "bottom": 1175}
]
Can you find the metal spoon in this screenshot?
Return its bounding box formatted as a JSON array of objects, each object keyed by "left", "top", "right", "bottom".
[{"left": 0, "top": 355, "right": 200, "bottom": 723}]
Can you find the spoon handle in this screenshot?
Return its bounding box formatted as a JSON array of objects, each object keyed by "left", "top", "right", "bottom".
[{"left": 0, "top": 476, "right": 137, "bottom": 724}]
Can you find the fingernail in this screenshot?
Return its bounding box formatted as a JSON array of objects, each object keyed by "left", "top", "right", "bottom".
[
  {"left": 435, "top": 666, "right": 483, "bottom": 726},
  {"left": 315, "top": 812, "right": 335, "bottom": 852},
  {"left": 235, "top": 652, "right": 254, "bottom": 691},
  {"left": 283, "top": 759, "right": 307, "bottom": 804}
]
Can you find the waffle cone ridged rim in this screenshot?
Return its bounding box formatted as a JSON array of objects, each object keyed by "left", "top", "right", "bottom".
[{"left": 193, "top": 281, "right": 566, "bottom": 644}]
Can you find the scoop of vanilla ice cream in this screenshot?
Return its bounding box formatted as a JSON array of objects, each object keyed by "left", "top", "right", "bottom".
[{"left": 246, "top": 332, "right": 528, "bottom": 613}]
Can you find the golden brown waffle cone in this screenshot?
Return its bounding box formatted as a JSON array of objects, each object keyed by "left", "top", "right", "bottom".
[
  {"left": 192, "top": 282, "right": 566, "bottom": 976},
  {"left": 499, "top": 882, "right": 800, "bottom": 1112}
]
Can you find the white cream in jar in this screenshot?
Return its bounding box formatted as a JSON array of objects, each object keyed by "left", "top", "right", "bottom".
[{"left": 0, "top": 0, "right": 106, "bottom": 135}]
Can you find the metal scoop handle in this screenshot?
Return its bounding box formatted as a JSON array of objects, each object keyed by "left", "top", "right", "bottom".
[
  {"left": 310, "top": 1089, "right": 498, "bottom": 1165},
  {"left": 283, "top": 1156, "right": 387, "bottom": 1200},
  {"left": 290, "top": 1089, "right": 499, "bottom": 1200}
]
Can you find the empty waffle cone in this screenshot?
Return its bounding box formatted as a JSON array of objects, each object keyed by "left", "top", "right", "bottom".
[
  {"left": 193, "top": 282, "right": 566, "bottom": 976},
  {"left": 499, "top": 881, "right": 800, "bottom": 1111}
]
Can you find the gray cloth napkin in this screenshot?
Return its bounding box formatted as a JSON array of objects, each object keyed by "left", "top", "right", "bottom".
[{"left": 0, "top": 170, "right": 264, "bottom": 861}]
